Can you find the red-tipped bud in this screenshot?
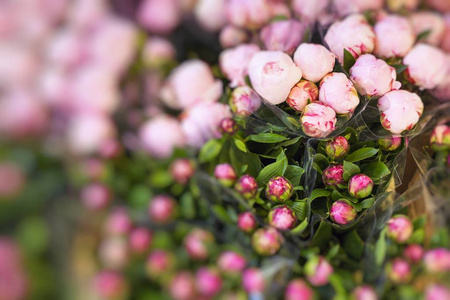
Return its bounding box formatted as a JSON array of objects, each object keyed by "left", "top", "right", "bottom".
[
  {"left": 305, "top": 256, "right": 333, "bottom": 286},
  {"left": 430, "top": 124, "right": 450, "bottom": 151},
  {"left": 322, "top": 164, "right": 345, "bottom": 187},
  {"left": 214, "top": 163, "right": 237, "bottom": 187},
  {"left": 217, "top": 251, "right": 246, "bottom": 273},
  {"left": 348, "top": 174, "right": 373, "bottom": 199},
  {"left": 388, "top": 258, "right": 411, "bottom": 283},
  {"left": 148, "top": 195, "right": 176, "bottom": 224},
  {"left": 219, "top": 118, "right": 238, "bottom": 136},
  {"left": 403, "top": 244, "right": 424, "bottom": 264},
  {"left": 330, "top": 200, "right": 357, "bottom": 225},
  {"left": 129, "top": 227, "right": 152, "bottom": 254},
  {"left": 287, "top": 80, "right": 319, "bottom": 112},
  {"left": 285, "top": 279, "right": 314, "bottom": 300},
  {"left": 386, "top": 215, "right": 413, "bottom": 243},
  {"left": 170, "top": 159, "right": 195, "bottom": 185},
  {"left": 237, "top": 212, "right": 258, "bottom": 233},
  {"left": 251, "top": 227, "right": 283, "bottom": 256},
  {"left": 378, "top": 136, "right": 402, "bottom": 151},
  {"left": 325, "top": 136, "right": 350, "bottom": 161},
  {"left": 184, "top": 229, "right": 215, "bottom": 260},
  {"left": 268, "top": 206, "right": 297, "bottom": 230},
  {"left": 195, "top": 267, "right": 222, "bottom": 297},
  {"left": 235, "top": 174, "right": 258, "bottom": 199},
  {"left": 265, "top": 176, "right": 293, "bottom": 202}
]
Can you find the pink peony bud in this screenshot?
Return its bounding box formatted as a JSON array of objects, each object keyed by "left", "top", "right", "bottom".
[
  {"left": 326, "top": 136, "right": 350, "bottom": 161},
  {"left": 219, "top": 44, "right": 260, "bottom": 88},
  {"left": 285, "top": 279, "right": 314, "bottom": 300},
  {"left": 268, "top": 206, "right": 297, "bottom": 230},
  {"left": 293, "top": 43, "right": 336, "bottom": 83},
  {"left": 333, "top": 0, "right": 383, "bottom": 17},
  {"left": 81, "top": 183, "right": 111, "bottom": 211},
  {"left": 373, "top": 15, "right": 415, "bottom": 58},
  {"left": 324, "top": 14, "right": 375, "bottom": 63},
  {"left": 143, "top": 37, "right": 176, "bottom": 68},
  {"left": 196, "top": 267, "right": 222, "bottom": 297},
  {"left": 169, "top": 272, "right": 197, "bottom": 300},
  {"left": 220, "top": 25, "right": 249, "bottom": 49},
  {"left": 237, "top": 212, "right": 258, "bottom": 233},
  {"left": 260, "top": 20, "right": 306, "bottom": 55},
  {"left": 160, "top": 60, "right": 222, "bottom": 109},
  {"left": 252, "top": 227, "right": 283, "bottom": 256},
  {"left": 410, "top": 12, "right": 445, "bottom": 46},
  {"left": 265, "top": 176, "right": 293, "bottom": 202},
  {"left": 218, "top": 251, "right": 247, "bottom": 273},
  {"left": 378, "top": 90, "right": 423, "bottom": 134},
  {"left": 129, "top": 227, "right": 152, "bottom": 254},
  {"left": 403, "top": 44, "right": 447, "bottom": 90},
  {"left": 219, "top": 118, "right": 238, "bottom": 136},
  {"left": 229, "top": 86, "right": 261, "bottom": 116},
  {"left": 305, "top": 256, "right": 333, "bottom": 286},
  {"left": 388, "top": 258, "right": 411, "bottom": 283},
  {"left": 378, "top": 136, "right": 402, "bottom": 151},
  {"left": 322, "top": 164, "right": 345, "bottom": 187},
  {"left": 424, "top": 248, "right": 450, "bottom": 273},
  {"left": 181, "top": 102, "right": 232, "bottom": 148},
  {"left": 248, "top": 51, "right": 302, "bottom": 105},
  {"left": 214, "top": 164, "right": 237, "bottom": 187},
  {"left": 93, "top": 271, "right": 128, "bottom": 300},
  {"left": 184, "top": 229, "right": 215, "bottom": 260},
  {"left": 170, "top": 159, "right": 195, "bottom": 185},
  {"left": 403, "top": 244, "right": 424, "bottom": 264},
  {"left": 105, "top": 208, "right": 132, "bottom": 236},
  {"left": 148, "top": 195, "right": 176, "bottom": 224},
  {"left": 430, "top": 124, "right": 450, "bottom": 151},
  {"left": 348, "top": 174, "right": 373, "bottom": 199},
  {"left": 353, "top": 285, "right": 377, "bottom": 300},
  {"left": 99, "top": 237, "right": 129, "bottom": 270},
  {"left": 330, "top": 200, "right": 357, "bottom": 225},
  {"left": 242, "top": 268, "right": 265, "bottom": 293},
  {"left": 137, "top": 0, "right": 180, "bottom": 34},
  {"left": 350, "top": 54, "right": 401, "bottom": 97},
  {"left": 386, "top": 215, "right": 413, "bottom": 243},
  {"left": 425, "top": 284, "right": 450, "bottom": 300},
  {"left": 226, "top": 0, "right": 272, "bottom": 29},
  {"left": 301, "top": 103, "right": 337, "bottom": 138},
  {"left": 286, "top": 80, "right": 319, "bottom": 112},
  {"left": 292, "top": 0, "right": 329, "bottom": 24},
  {"left": 387, "top": 0, "right": 419, "bottom": 11},
  {"left": 194, "top": 0, "right": 227, "bottom": 32},
  {"left": 146, "top": 250, "right": 175, "bottom": 278},
  {"left": 319, "top": 72, "right": 360, "bottom": 115},
  {"left": 235, "top": 175, "right": 259, "bottom": 199},
  {"left": 0, "top": 162, "right": 25, "bottom": 199}
]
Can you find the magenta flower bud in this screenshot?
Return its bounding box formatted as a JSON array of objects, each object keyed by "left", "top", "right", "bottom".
[
  {"left": 105, "top": 208, "right": 132, "bottom": 236},
  {"left": 218, "top": 251, "right": 247, "bottom": 273},
  {"left": 146, "top": 250, "right": 175, "bottom": 278},
  {"left": 242, "top": 268, "right": 265, "bottom": 293},
  {"left": 268, "top": 206, "right": 297, "bottom": 230},
  {"left": 425, "top": 284, "right": 450, "bottom": 300},
  {"left": 403, "top": 244, "right": 424, "bottom": 264},
  {"left": 0, "top": 239, "right": 28, "bottom": 300},
  {"left": 285, "top": 279, "right": 314, "bottom": 300},
  {"left": 237, "top": 212, "right": 258, "bottom": 233},
  {"left": 184, "top": 229, "right": 215, "bottom": 260},
  {"left": 378, "top": 136, "right": 402, "bottom": 151},
  {"left": 386, "top": 215, "right": 413, "bottom": 243},
  {"left": 93, "top": 271, "right": 128, "bottom": 300},
  {"left": 148, "top": 195, "right": 176, "bottom": 224},
  {"left": 129, "top": 227, "right": 152, "bottom": 254},
  {"left": 430, "top": 124, "right": 450, "bottom": 151},
  {"left": 301, "top": 102, "right": 337, "bottom": 138},
  {"left": 260, "top": 20, "right": 305, "bottom": 55},
  {"left": 330, "top": 200, "right": 357, "bottom": 225},
  {"left": 286, "top": 80, "right": 319, "bottom": 112},
  {"left": 325, "top": 136, "right": 350, "bottom": 161},
  {"left": 348, "top": 174, "right": 373, "bottom": 199},
  {"left": 170, "top": 159, "right": 195, "bottom": 185},
  {"left": 214, "top": 163, "right": 237, "bottom": 187},
  {"left": 305, "top": 256, "right": 334, "bottom": 286},
  {"left": 196, "top": 267, "right": 222, "bottom": 297},
  {"left": 169, "top": 272, "right": 197, "bottom": 300},
  {"left": 219, "top": 118, "right": 238, "bottom": 136},
  {"left": 81, "top": 183, "right": 111, "bottom": 211},
  {"left": 229, "top": 86, "right": 261, "bottom": 117},
  {"left": 322, "top": 164, "right": 345, "bottom": 187},
  {"left": 353, "top": 285, "right": 377, "bottom": 300},
  {"left": 251, "top": 227, "right": 283, "bottom": 256},
  {"left": 388, "top": 258, "right": 411, "bottom": 283},
  {"left": 0, "top": 162, "right": 25, "bottom": 199},
  {"left": 265, "top": 176, "right": 293, "bottom": 202},
  {"left": 424, "top": 248, "right": 450, "bottom": 273},
  {"left": 235, "top": 175, "right": 258, "bottom": 199}
]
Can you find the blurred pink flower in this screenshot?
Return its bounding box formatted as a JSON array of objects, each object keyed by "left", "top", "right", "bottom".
[
  {"left": 374, "top": 15, "right": 415, "bottom": 58},
  {"left": 169, "top": 272, "right": 197, "bottom": 300},
  {"left": 226, "top": 0, "right": 272, "bottom": 29},
  {"left": 148, "top": 195, "right": 176, "bottom": 224},
  {"left": 219, "top": 25, "right": 248, "bottom": 48},
  {"left": 285, "top": 279, "right": 314, "bottom": 300},
  {"left": 333, "top": 0, "right": 383, "bottom": 17},
  {"left": 260, "top": 20, "right": 306, "bottom": 55},
  {"left": 99, "top": 237, "right": 129, "bottom": 270},
  {"left": 93, "top": 271, "right": 128, "bottom": 300},
  {"left": 410, "top": 12, "right": 445, "bottom": 46},
  {"left": 143, "top": 37, "right": 176, "bottom": 68},
  {"left": 137, "top": 0, "right": 180, "bottom": 34},
  {"left": 194, "top": 0, "right": 227, "bottom": 32},
  {"left": 219, "top": 44, "right": 260, "bottom": 88},
  {"left": 292, "top": 0, "right": 329, "bottom": 23}
]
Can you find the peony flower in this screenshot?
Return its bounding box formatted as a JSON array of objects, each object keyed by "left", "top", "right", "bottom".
[
  {"left": 286, "top": 80, "right": 319, "bottom": 112},
  {"left": 410, "top": 12, "right": 445, "bottom": 46},
  {"left": 142, "top": 37, "right": 176, "bottom": 68},
  {"left": 374, "top": 15, "right": 415, "bottom": 58},
  {"left": 219, "top": 44, "right": 260, "bottom": 88},
  {"left": 350, "top": 54, "right": 401, "bottom": 97},
  {"left": 184, "top": 229, "right": 215, "bottom": 260},
  {"left": 214, "top": 163, "right": 237, "bottom": 187},
  {"left": 322, "top": 164, "right": 345, "bottom": 187},
  {"left": 181, "top": 102, "right": 232, "bottom": 149},
  {"left": 260, "top": 20, "right": 306, "bottom": 55},
  {"left": 353, "top": 286, "right": 377, "bottom": 300},
  {"left": 148, "top": 195, "right": 176, "bottom": 224},
  {"left": 388, "top": 258, "right": 411, "bottom": 283},
  {"left": 46, "top": 29, "right": 85, "bottom": 70},
  {"left": 99, "top": 237, "right": 129, "bottom": 270},
  {"left": 237, "top": 212, "right": 258, "bottom": 233},
  {"left": 129, "top": 227, "right": 152, "bottom": 254},
  {"left": 195, "top": 268, "right": 222, "bottom": 297},
  {"left": 248, "top": 51, "right": 302, "bottom": 105},
  {"left": 378, "top": 136, "right": 402, "bottom": 151},
  {"left": 348, "top": 174, "right": 373, "bottom": 199},
  {"left": 403, "top": 244, "right": 424, "bottom": 264},
  {"left": 160, "top": 60, "right": 223, "bottom": 109},
  {"left": 305, "top": 256, "right": 333, "bottom": 286},
  {"left": 386, "top": 215, "right": 413, "bottom": 243},
  {"left": 104, "top": 208, "right": 132, "bottom": 236},
  {"left": 285, "top": 279, "right": 314, "bottom": 300},
  {"left": 217, "top": 251, "right": 247, "bottom": 273},
  {"left": 326, "top": 136, "right": 350, "bottom": 161},
  {"left": 292, "top": 0, "right": 329, "bottom": 23},
  {"left": 146, "top": 250, "right": 175, "bottom": 278},
  {"left": 242, "top": 268, "right": 265, "bottom": 293},
  {"left": 403, "top": 44, "right": 447, "bottom": 90},
  {"left": 251, "top": 227, "right": 283, "bottom": 256},
  {"left": 430, "top": 124, "right": 450, "bottom": 151},
  {"left": 219, "top": 25, "right": 248, "bottom": 48},
  {"left": 169, "top": 272, "right": 197, "bottom": 300},
  {"left": 424, "top": 248, "right": 450, "bottom": 273},
  {"left": 93, "top": 271, "right": 128, "bottom": 300},
  {"left": 137, "top": 0, "right": 180, "bottom": 34},
  {"left": 170, "top": 159, "right": 195, "bottom": 185},
  {"left": 235, "top": 175, "right": 258, "bottom": 199},
  {"left": 324, "top": 14, "right": 375, "bottom": 63},
  {"left": 219, "top": 118, "right": 238, "bottom": 136},
  {"left": 425, "top": 285, "right": 450, "bottom": 300},
  {"left": 378, "top": 90, "right": 424, "bottom": 134},
  {"left": 301, "top": 103, "right": 337, "bottom": 138},
  {"left": 81, "top": 183, "right": 111, "bottom": 211},
  {"left": 194, "top": 0, "right": 227, "bottom": 32},
  {"left": 226, "top": 0, "right": 272, "bottom": 29},
  {"left": 319, "top": 72, "right": 360, "bottom": 114},
  {"left": 229, "top": 86, "right": 261, "bottom": 116},
  {"left": 330, "top": 200, "right": 357, "bottom": 225},
  {"left": 293, "top": 43, "right": 336, "bottom": 83},
  {"left": 333, "top": 0, "right": 384, "bottom": 17},
  {"left": 268, "top": 206, "right": 297, "bottom": 230},
  {"left": 139, "top": 115, "right": 185, "bottom": 159},
  {"left": 0, "top": 163, "right": 25, "bottom": 199},
  {"left": 265, "top": 176, "right": 293, "bottom": 202}
]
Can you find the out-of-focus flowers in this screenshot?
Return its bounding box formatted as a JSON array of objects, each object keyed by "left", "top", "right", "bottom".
[
  {"left": 348, "top": 174, "right": 373, "bottom": 199},
  {"left": 219, "top": 118, "right": 238, "bottom": 136},
  {"left": 170, "top": 159, "right": 195, "bottom": 185},
  {"left": 251, "top": 227, "right": 283, "bottom": 256},
  {"left": 0, "top": 239, "right": 28, "bottom": 300},
  {"left": 319, "top": 72, "right": 360, "bottom": 114},
  {"left": 305, "top": 256, "right": 333, "bottom": 286},
  {"left": 268, "top": 206, "right": 297, "bottom": 230},
  {"left": 292, "top": 0, "right": 329, "bottom": 23},
  {"left": 388, "top": 258, "right": 411, "bottom": 283},
  {"left": 81, "top": 183, "right": 111, "bottom": 211},
  {"left": 425, "top": 284, "right": 450, "bottom": 300},
  {"left": 195, "top": 267, "right": 222, "bottom": 297},
  {"left": 301, "top": 103, "right": 337, "bottom": 138},
  {"left": 99, "top": 237, "right": 129, "bottom": 270},
  {"left": 330, "top": 200, "right": 357, "bottom": 225},
  {"left": 248, "top": 51, "right": 302, "bottom": 105},
  {"left": 374, "top": 15, "right": 415, "bottom": 58},
  {"left": 403, "top": 244, "right": 424, "bottom": 264},
  {"left": 353, "top": 285, "right": 377, "bottom": 300},
  {"left": 214, "top": 163, "right": 237, "bottom": 187},
  {"left": 423, "top": 248, "right": 450, "bottom": 273},
  {"left": 229, "top": 86, "right": 261, "bottom": 116},
  {"left": 217, "top": 251, "right": 247, "bottom": 273},
  {"left": 235, "top": 175, "right": 258, "bottom": 199},
  {"left": 326, "top": 136, "right": 350, "bottom": 161},
  {"left": 148, "top": 195, "right": 176, "bottom": 224},
  {"left": 242, "top": 268, "right": 265, "bottom": 293},
  {"left": 146, "top": 250, "right": 175, "bottom": 278},
  {"left": 386, "top": 215, "right": 413, "bottom": 243},
  {"left": 226, "top": 0, "right": 272, "bottom": 29},
  {"left": 237, "top": 212, "right": 258, "bottom": 233},
  {"left": 129, "top": 227, "right": 152, "bottom": 254},
  {"left": 105, "top": 208, "right": 132, "bottom": 236},
  {"left": 378, "top": 136, "right": 402, "bottom": 151},
  {"left": 293, "top": 43, "right": 336, "bottom": 83},
  {"left": 286, "top": 80, "right": 319, "bottom": 112},
  {"left": 194, "top": 0, "right": 227, "bottom": 32},
  {"left": 260, "top": 20, "right": 305, "bottom": 55},
  {"left": 333, "top": 0, "right": 384, "bottom": 17},
  {"left": 142, "top": 37, "right": 176, "bottom": 68},
  {"left": 322, "top": 164, "right": 345, "bottom": 187},
  {"left": 410, "top": 12, "right": 445, "bottom": 46},
  {"left": 219, "top": 44, "right": 260, "bottom": 88},
  {"left": 184, "top": 229, "right": 215, "bottom": 260},
  {"left": 93, "top": 271, "right": 128, "bottom": 300},
  {"left": 0, "top": 162, "right": 25, "bottom": 199},
  {"left": 387, "top": 0, "right": 419, "bottom": 11},
  {"left": 137, "top": 0, "right": 180, "bottom": 34},
  {"left": 285, "top": 279, "right": 314, "bottom": 300},
  {"left": 219, "top": 25, "right": 248, "bottom": 48},
  {"left": 169, "top": 272, "right": 197, "bottom": 300},
  {"left": 430, "top": 124, "right": 450, "bottom": 151},
  {"left": 266, "top": 176, "right": 293, "bottom": 202}
]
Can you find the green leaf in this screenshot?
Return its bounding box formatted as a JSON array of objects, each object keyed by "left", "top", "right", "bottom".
[
  {"left": 180, "top": 193, "right": 195, "bottom": 219},
  {"left": 326, "top": 244, "right": 340, "bottom": 260},
  {"left": 17, "top": 217, "right": 49, "bottom": 256},
  {"left": 409, "top": 228, "right": 425, "bottom": 244},
  {"left": 375, "top": 228, "right": 387, "bottom": 266},
  {"left": 343, "top": 230, "right": 365, "bottom": 260},
  {"left": 343, "top": 161, "right": 361, "bottom": 181},
  {"left": 291, "top": 201, "right": 308, "bottom": 221},
  {"left": 149, "top": 169, "right": 172, "bottom": 188},
  {"left": 284, "top": 165, "right": 305, "bottom": 187},
  {"left": 311, "top": 221, "right": 332, "bottom": 251},
  {"left": 331, "top": 189, "right": 346, "bottom": 201},
  {"left": 291, "top": 218, "right": 309, "bottom": 235},
  {"left": 417, "top": 29, "right": 431, "bottom": 42},
  {"left": 256, "top": 151, "right": 288, "bottom": 185},
  {"left": 212, "top": 205, "right": 232, "bottom": 224},
  {"left": 246, "top": 133, "right": 289, "bottom": 143},
  {"left": 393, "top": 64, "right": 408, "bottom": 75},
  {"left": 287, "top": 117, "right": 301, "bottom": 128},
  {"left": 233, "top": 138, "right": 247, "bottom": 153},
  {"left": 343, "top": 49, "right": 356, "bottom": 73},
  {"left": 199, "top": 139, "right": 222, "bottom": 163},
  {"left": 361, "top": 161, "right": 390, "bottom": 180},
  {"left": 353, "top": 197, "right": 374, "bottom": 212},
  {"left": 345, "top": 148, "right": 378, "bottom": 162},
  {"left": 309, "top": 189, "right": 331, "bottom": 201}
]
